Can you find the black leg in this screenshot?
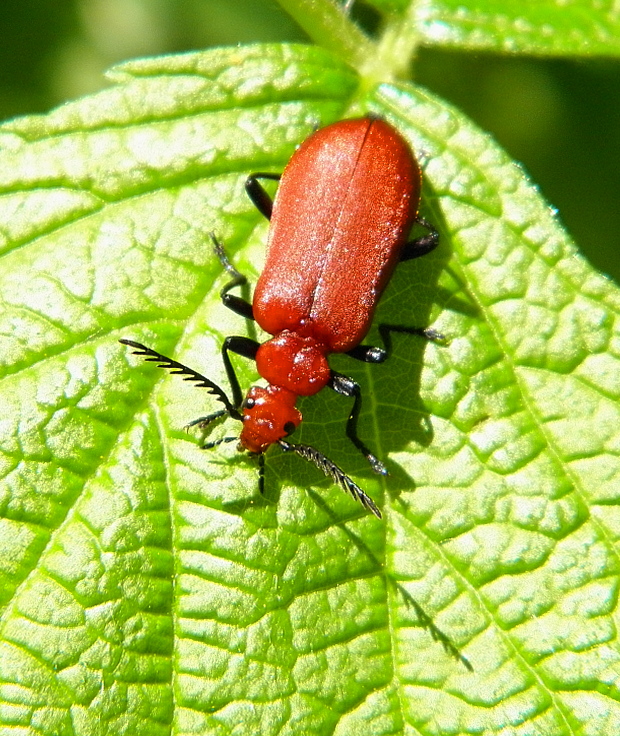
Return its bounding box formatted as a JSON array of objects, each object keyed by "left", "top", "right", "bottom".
[
  {"left": 346, "top": 344, "right": 387, "bottom": 363},
  {"left": 332, "top": 315, "right": 446, "bottom": 473},
  {"left": 377, "top": 324, "right": 446, "bottom": 351},
  {"left": 210, "top": 172, "right": 282, "bottom": 318},
  {"left": 345, "top": 216, "right": 442, "bottom": 363},
  {"left": 328, "top": 371, "right": 387, "bottom": 475},
  {"left": 258, "top": 453, "right": 265, "bottom": 495},
  {"left": 347, "top": 323, "right": 446, "bottom": 367},
  {"left": 221, "top": 335, "right": 260, "bottom": 409},
  {"left": 202, "top": 435, "right": 238, "bottom": 450},
  {"left": 400, "top": 216, "right": 439, "bottom": 261},
  {"left": 185, "top": 408, "right": 228, "bottom": 430},
  {"left": 245, "top": 173, "right": 281, "bottom": 220},
  {"left": 210, "top": 233, "right": 254, "bottom": 320}
]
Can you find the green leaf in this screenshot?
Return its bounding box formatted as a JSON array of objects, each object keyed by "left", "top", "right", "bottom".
[
  {"left": 1, "top": 43, "right": 619, "bottom": 735},
  {"left": 285, "top": 0, "right": 620, "bottom": 58},
  {"left": 278, "top": 0, "right": 620, "bottom": 93},
  {"left": 413, "top": 0, "right": 620, "bottom": 56}
]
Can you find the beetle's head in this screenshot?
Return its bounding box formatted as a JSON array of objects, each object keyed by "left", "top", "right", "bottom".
[{"left": 239, "top": 385, "right": 302, "bottom": 454}]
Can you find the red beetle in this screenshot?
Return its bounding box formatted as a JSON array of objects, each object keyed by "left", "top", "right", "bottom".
[{"left": 121, "top": 116, "right": 440, "bottom": 518}]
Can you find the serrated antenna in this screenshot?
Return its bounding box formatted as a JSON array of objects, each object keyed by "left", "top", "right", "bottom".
[
  {"left": 278, "top": 439, "right": 382, "bottom": 518},
  {"left": 119, "top": 339, "right": 241, "bottom": 420}
]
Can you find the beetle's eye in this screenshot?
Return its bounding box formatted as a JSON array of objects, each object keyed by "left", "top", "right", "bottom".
[
  {"left": 242, "top": 397, "right": 255, "bottom": 410},
  {"left": 283, "top": 422, "right": 296, "bottom": 436}
]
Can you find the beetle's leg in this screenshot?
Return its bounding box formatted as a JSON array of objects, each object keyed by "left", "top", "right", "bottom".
[
  {"left": 221, "top": 335, "right": 260, "bottom": 409},
  {"left": 400, "top": 216, "right": 439, "bottom": 261},
  {"left": 377, "top": 323, "right": 446, "bottom": 348},
  {"left": 185, "top": 408, "right": 228, "bottom": 430},
  {"left": 202, "top": 435, "right": 238, "bottom": 450},
  {"left": 346, "top": 344, "right": 387, "bottom": 363},
  {"left": 210, "top": 233, "right": 255, "bottom": 320},
  {"left": 347, "top": 323, "right": 445, "bottom": 365},
  {"left": 338, "top": 323, "right": 445, "bottom": 466},
  {"left": 258, "top": 454, "right": 265, "bottom": 495},
  {"left": 212, "top": 173, "right": 282, "bottom": 317},
  {"left": 245, "top": 173, "right": 281, "bottom": 220},
  {"left": 328, "top": 371, "right": 388, "bottom": 475}
]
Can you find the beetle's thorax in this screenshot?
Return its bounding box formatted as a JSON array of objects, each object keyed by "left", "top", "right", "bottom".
[
  {"left": 255, "top": 331, "right": 331, "bottom": 397},
  {"left": 239, "top": 332, "right": 330, "bottom": 454}
]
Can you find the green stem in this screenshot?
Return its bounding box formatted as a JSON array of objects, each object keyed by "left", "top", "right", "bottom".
[
  {"left": 276, "top": 0, "right": 374, "bottom": 69},
  {"left": 366, "top": 12, "right": 420, "bottom": 82},
  {"left": 277, "top": 0, "right": 421, "bottom": 87}
]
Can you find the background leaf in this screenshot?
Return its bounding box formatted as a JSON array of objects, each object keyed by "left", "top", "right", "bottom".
[
  {"left": 1, "top": 42, "right": 619, "bottom": 735},
  {"left": 282, "top": 0, "right": 620, "bottom": 74},
  {"left": 413, "top": 0, "right": 620, "bottom": 56}
]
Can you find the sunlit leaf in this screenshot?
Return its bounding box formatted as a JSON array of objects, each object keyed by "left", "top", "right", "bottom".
[{"left": 1, "top": 43, "right": 619, "bottom": 735}]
